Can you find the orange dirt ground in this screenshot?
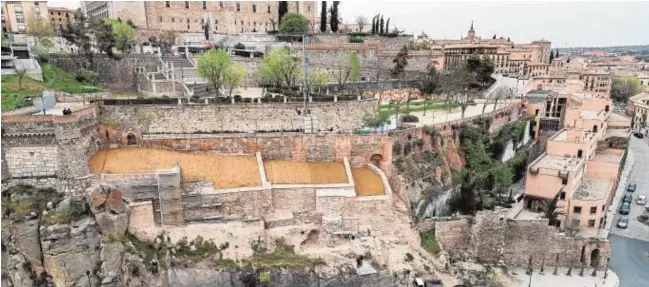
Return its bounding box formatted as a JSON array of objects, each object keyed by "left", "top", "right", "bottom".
[
  {"left": 351, "top": 168, "right": 385, "bottom": 196},
  {"left": 88, "top": 148, "right": 261, "bottom": 189},
  {"left": 263, "top": 161, "right": 348, "bottom": 184}
]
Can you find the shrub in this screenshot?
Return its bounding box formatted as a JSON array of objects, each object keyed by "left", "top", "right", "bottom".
[
  {"left": 404, "top": 253, "right": 414, "bottom": 262},
  {"left": 419, "top": 231, "right": 440, "bottom": 255},
  {"left": 402, "top": 114, "right": 419, "bottom": 123}
]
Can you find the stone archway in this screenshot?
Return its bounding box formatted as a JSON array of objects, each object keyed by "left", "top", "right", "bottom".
[
  {"left": 590, "top": 248, "right": 600, "bottom": 268},
  {"left": 370, "top": 154, "right": 383, "bottom": 167},
  {"left": 126, "top": 133, "right": 137, "bottom": 146}
]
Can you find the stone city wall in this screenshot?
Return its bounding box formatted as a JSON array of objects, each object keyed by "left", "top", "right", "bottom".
[
  {"left": 1, "top": 107, "right": 100, "bottom": 194},
  {"left": 432, "top": 212, "right": 611, "bottom": 269},
  {"left": 3, "top": 146, "right": 59, "bottom": 178},
  {"left": 99, "top": 99, "right": 377, "bottom": 135},
  {"left": 312, "top": 35, "right": 411, "bottom": 51},
  {"left": 139, "top": 133, "right": 392, "bottom": 168}
]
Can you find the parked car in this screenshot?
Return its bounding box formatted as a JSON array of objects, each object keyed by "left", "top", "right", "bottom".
[
  {"left": 637, "top": 195, "right": 647, "bottom": 206},
  {"left": 620, "top": 202, "right": 631, "bottom": 215},
  {"left": 634, "top": 132, "right": 644, "bottom": 139},
  {"left": 627, "top": 183, "right": 637, "bottom": 192},
  {"left": 624, "top": 194, "right": 633, "bottom": 203},
  {"left": 617, "top": 216, "right": 629, "bottom": 229}
]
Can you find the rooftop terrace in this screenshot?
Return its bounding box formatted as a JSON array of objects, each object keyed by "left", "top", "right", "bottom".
[
  {"left": 530, "top": 154, "right": 582, "bottom": 172},
  {"left": 573, "top": 178, "right": 612, "bottom": 200}
]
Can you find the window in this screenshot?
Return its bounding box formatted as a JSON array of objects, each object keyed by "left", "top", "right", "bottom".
[
  {"left": 215, "top": 19, "right": 218, "bottom": 24},
  {"left": 559, "top": 192, "right": 566, "bottom": 200},
  {"left": 58, "top": 12, "right": 61, "bottom": 15},
  {"left": 35, "top": 1, "right": 39, "bottom": 5},
  {"left": 158, "top": 16, "right": 162, "bottom": 22},
  {"left": 253, "top": 4, "right": 256, "bottom": 12},
  {"left": 185, "top": 1, "right": 189, "bottom": 8},
  {"left": 587, "top": 219, "right": 595, "bottom": 228},
  {"left": 171, "top": 17, "right": 175, "bottom": 23},
  {"left": 561, "top": 177, "right": 568, "bottom": 185},
  {"left": 602, "top": 205, "right": 605, "bottom": 211},
  {"left": 241, "top": 20, "right": 243, "bottom": 26},
  {"left": 236, "top": 2, "right": 240, "bottom": 11},
  {"left": 590, "top": 207, "right": 597, "bottom": 214},
  {"left": 574, "top": 206, "right": 582, "bottom": 214},
  {"left": 599, "top": 218, "right": 603, "bottom": 227},
  {"left": 219, "top": 1, "right": 223, "bottom": 8},
  {"left": 267, "top": 5, "right": 271, "bottom": 13},
  {"left": 203, "top": 1, "right": 206, "bottom": 9},
  {"left": 50, "top": 11, "right": 53, "bottom": 15},
  {"left": 577, "top": 149, "right": 583, "bottom": 158},
  {"left": 307, "top": 5, "right": 310, "bottom": 12},
  {"left": 187, "top": 18, "right": 190, "bottom": 24},
  {"left": 165, "top": 1, "right": 170, "bottom": 8}
]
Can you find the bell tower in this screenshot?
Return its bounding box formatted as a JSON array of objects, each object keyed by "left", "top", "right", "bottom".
[{"left": 467, "top": 21, "right": 476, "bottom": 41}]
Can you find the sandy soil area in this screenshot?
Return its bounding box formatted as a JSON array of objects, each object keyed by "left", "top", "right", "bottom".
[
  {"left": 264, "top": 161, "right": 348, "bottom": 184},
  {"left": 351, "top": 168, "right": 385, "bottom": 196},
  {"left": 88, "top": 148, "right": 261, "bottom": 189}
]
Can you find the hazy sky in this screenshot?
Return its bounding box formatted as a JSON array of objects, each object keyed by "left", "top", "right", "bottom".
[{"left": 47, "top": 1, "right": 649, "bottom": 48}]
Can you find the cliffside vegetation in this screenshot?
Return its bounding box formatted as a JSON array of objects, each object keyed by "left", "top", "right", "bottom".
[{"left": 449, "top": 118, "right": 532, "bottom": 214}]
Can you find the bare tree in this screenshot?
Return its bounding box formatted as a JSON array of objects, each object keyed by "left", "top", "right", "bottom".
[
  {"left": 482, "top": 86, "right": 515, "bottom": 115},
  {"left": 14, "top": 63, "right": 28, "bottom": 89},
  {"left": 355, "top": 16, "right": 368, "bottom": 32},
  {"left": 307, "top": 20, "right": 316, "bottom": 35},
  {"left": 439, "top": 66, "right": 477, "bottom": 119},
  {"left": 269, "top": 17, "right": 278, "bottom": 30}
]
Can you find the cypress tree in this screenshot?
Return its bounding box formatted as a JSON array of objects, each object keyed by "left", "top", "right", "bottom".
[
  {"left": 330, "top": 1, "right": 340, "bottom": 33},
  {"left": 385, "top": 18, "right": 390, "bottom": 34},
  {"left": 379, "top": 16, "right": 384, "bottom": 34},
  {"left": 320, "top": 1, "right": 327, "bottom": 33}
]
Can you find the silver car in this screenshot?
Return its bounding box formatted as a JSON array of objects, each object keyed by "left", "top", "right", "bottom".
[
  {"left": 617, "top": 216, "right": 629, "bottom": 229},
  {"left": 637, "top": 195, "right": 647, "bottom": 206}
]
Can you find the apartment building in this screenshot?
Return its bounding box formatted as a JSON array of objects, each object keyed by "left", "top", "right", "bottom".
[
  {"left": 627, "top": 92, "right": 649, "bottom": 133},
  {"left": 2, "top": 1, "right": 49, "bottom": 33},
  {"left": 520, "top": 83, "right": 629, "bottom": 235},
  {"left": 48, "top": 6, "right": 75, "bottom": 31}
]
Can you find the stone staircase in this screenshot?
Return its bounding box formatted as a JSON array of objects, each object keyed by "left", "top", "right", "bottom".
[{"left": 161, "top": 56, "right": 194, "bottom": 69}]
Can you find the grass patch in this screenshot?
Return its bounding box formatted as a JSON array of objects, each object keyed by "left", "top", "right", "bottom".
[
  {"left": 420, "top": 231, "right": 441, "bottom": 255},
  {"left": 102, "top": 232, "right": 126, "bottom": 243},
  {"left": 1, "top": 63, "right": 103, "bottom": 111},
  {"left": 174, "top": 235, "right": 220, "bottom": 262},
  {"left": 245, "top": 238, "right": 325, "bottom": 269},
  {"left": 1, "top": 185, "right": 63, "bottom": 221},
  {"left": 212, "top": 258, "right": 240, "bottom": 270},
  {"left": 124, "top": 232, "right": 157, "bottom": 263},
  {"left": 41, "top": 63, "right": 103, "bottom": 94},
  {"left": 379, "top": 100, "right": 458, "bottom": 118}
]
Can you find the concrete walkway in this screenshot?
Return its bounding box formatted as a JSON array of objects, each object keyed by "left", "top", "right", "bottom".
[{"left": 510, "top": 268, "right": 619, "bottom": 287}]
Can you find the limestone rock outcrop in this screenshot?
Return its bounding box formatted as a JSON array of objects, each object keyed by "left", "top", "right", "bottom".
[{"left": 86, "top": 184, "right": 130, "bottom": 234}]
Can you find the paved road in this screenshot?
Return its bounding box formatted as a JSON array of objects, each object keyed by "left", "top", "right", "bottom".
[
  {"left": 610, "top": 136, "right": 649, "bottom": 241},
  {"left": 608, "top": 234, "right": 649, "bottom": 287},
  {"left": 510, "top": 268, "right": 618, "bottom": 287}
]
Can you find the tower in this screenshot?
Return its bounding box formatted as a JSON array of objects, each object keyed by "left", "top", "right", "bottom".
[{"left": 467, "top": 21, "right": 476, "bottom": 41}]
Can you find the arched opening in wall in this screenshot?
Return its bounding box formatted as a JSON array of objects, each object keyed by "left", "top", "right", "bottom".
[
  {"left": 105, "top": 130, "right": 110, "bottom": 140},
  {"left": 95, "top": 140, "right": 101, "bottom": 151},
  {"left": 590, "top": 249, "right": 600, "bottom": 268},
  {"left": 579, "top": 245, "right": 586, "bottom": 263},
  {"left": 605, "top": 105, "right": 610, "bottom": 112},
  {"left": 126, "top": 133, "right": 137, "bottom": 146},
  {"left": 370, "top": 154, "right": 383, "bottom": 167}
]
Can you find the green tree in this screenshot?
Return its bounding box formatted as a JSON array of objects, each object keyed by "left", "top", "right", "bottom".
[
  {"left": 95, "top": 21, "right": 117, "bottom": 55},
  {"left": 611, "top": 77, "right": 642, "bottom": 103},
  {"left": 196, "top": 49, "right": 233, "bottom": 95},
  {"left": 478, "top": 56, "right": 495, "bottom": 88},
  {"left": 157, "top": 30, "right": 178, "bottom": 54},
  {"left": 330, "top": 1, "right": 340, "bottom": 33},
  {"left": 490, "top": 163, "right": 513, "bottom": 197},
  {"left": 106, "top": 19, "right": 135, "bottom": 52},
  {"left": 333, "top": 52, "right": 360, "bottom": 90},
  {"left": 13, "top": 62, "right": 28, "bottom": 90},
  {"left": 25, "top": 14, "right": 53, "bottom": 44},
  {"left": 385, "top": 18, "right": 390, "bottom": 34},
  {"left": 258, "top": 48, "right": 301, "bottom": 87},
  {"left": 549, "top": 49, "right": 555, "bottom": 62},
  {"left": 308, "top": 71, "right": 328, "bottom": 94},
  {"left": 422, "top": 65, "right": 439, "bottom": 94},
  {"left": 320, "top": 1, "right": 327, "bottom": 33},
  {"left": 391, "top": 45, "right": 410, "bottom": 78},
  {"left": 223, "top": 63, "right": 248, "bottom": 97},
  {"left": 279, "top": 12, "right": 308, "bottom": 34},
  {"left": 379, "top": 16, "right": 384, "bottom": 34}
]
